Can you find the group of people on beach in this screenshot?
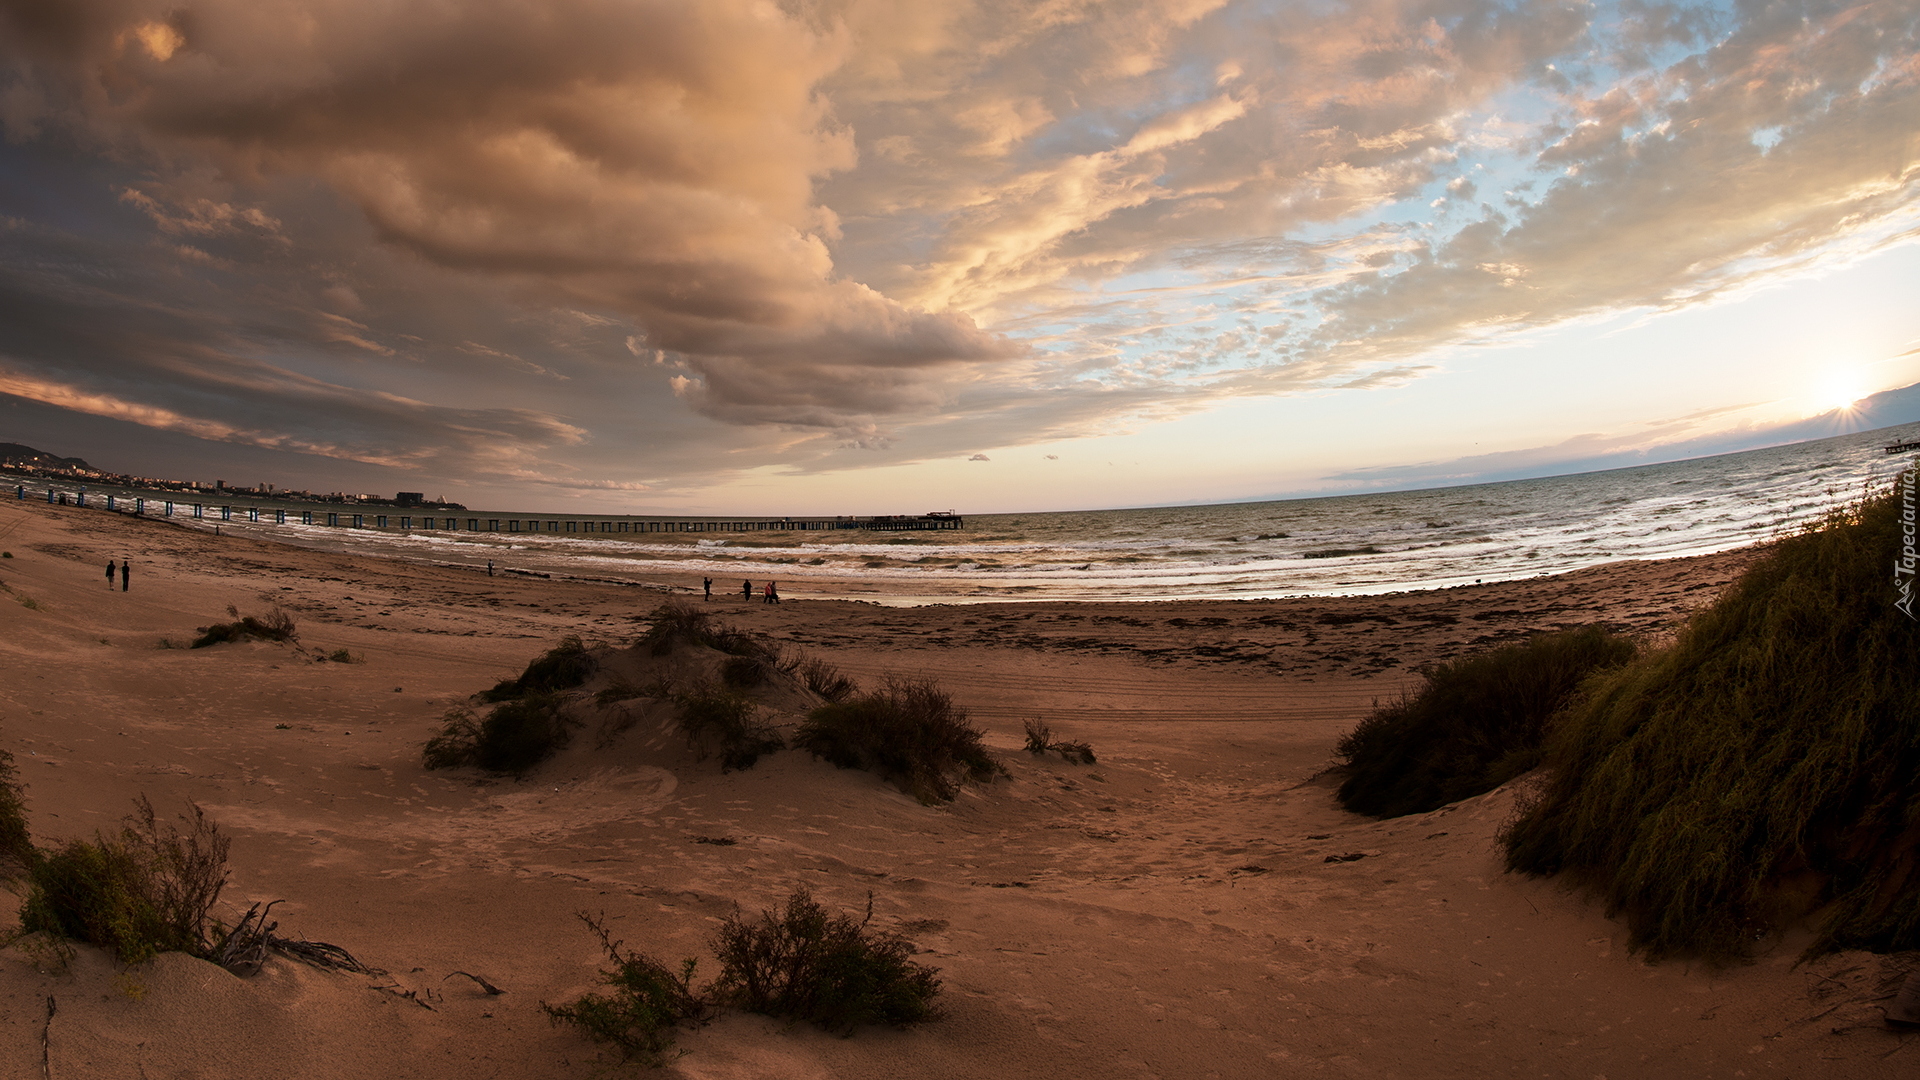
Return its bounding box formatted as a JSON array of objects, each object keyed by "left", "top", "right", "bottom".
[
  {"left": 104, "top": 558, "right": 130, "bottom": 591},
  {"left": 702, "top": 575, "right": 779, "bottom": 603}
]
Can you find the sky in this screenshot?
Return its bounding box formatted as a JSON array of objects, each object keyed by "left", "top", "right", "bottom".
[{"left": 0, "top": 0, "right": 1916, "bottom": 514}]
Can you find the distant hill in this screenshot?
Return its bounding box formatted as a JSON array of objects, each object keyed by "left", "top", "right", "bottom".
[{"left": 0, "top": 442, "right": 94, "bottom": 471}]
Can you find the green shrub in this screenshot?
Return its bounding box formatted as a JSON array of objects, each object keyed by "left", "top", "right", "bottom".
[
  {"left": 19, "top": 797, "right": 230, "bottom": 964},
  {"left": 0, "top": 749, "right": 32, "bottom": 877},
  {"left": 709, "top": 887, "right": 940, "bottom": 1032},
  {"left": 795, "top": 677, "right": 1002, "bottom": 803},
  {"left": 191, "top": 607, "right": 296, "bottom": 648},
  {"left": 479, "top": 636, "right": 594, "bottom": 701},
  {"left": 1503, "top": 477, "right": 1920, "bottom": 960},
  {"left": 1335, "top": 626, "right": 1637, "bottom": 818},
  {"left": 423, "top": 694, "right": 573, "bottom": 774},
  {"left": 543, "top": 912, "right": 706, "bottom": 1067},
  {"left": 673, "top": 684, "right": 784, "bottom": 772}
]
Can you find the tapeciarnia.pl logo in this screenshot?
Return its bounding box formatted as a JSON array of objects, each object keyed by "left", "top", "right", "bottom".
[{"left": 1897, "top": 465, "right": 1918, "bottom": 621}]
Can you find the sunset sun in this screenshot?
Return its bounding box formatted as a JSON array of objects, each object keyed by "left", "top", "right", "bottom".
[{"left": 1813, "top": 370, "right": 1870, "bottom": 414}]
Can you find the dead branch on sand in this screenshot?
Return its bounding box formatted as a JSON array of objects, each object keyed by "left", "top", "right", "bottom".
[
  {"left": 40, "top": 996, "right": 53, "bottom": 1080},
  {"left": 215, "top": 900, "right": 382, "bottom": 976},
  {"left": 445, "top": 970, "right": 506, "bottom": 995}
]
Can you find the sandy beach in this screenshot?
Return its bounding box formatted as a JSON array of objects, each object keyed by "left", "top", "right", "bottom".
[{"left": 0, "top": 497, "right": 1911, "bottom": 1079}]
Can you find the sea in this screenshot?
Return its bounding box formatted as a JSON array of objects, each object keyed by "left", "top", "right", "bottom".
[{"left": 14, "top": 423, "right": 1919, "bottom": 606}]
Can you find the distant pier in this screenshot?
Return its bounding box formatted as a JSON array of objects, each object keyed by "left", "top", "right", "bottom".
[
  {"left": 10, "top": 484, "right": 963, "bottom": 534},
  {"left": 1885, "top": 439, "right": 1920, "bottom": 455}
]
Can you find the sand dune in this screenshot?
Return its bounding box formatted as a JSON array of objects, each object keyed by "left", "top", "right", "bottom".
[{"left": 0, "top": 499, "right": 1910, "bottom": 1078}]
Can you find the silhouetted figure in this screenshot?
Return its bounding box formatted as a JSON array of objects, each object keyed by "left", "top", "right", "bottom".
[
  {"left": 106, "top": 559, "right": 116, "bottom": 588},
  {"left": 703, "top": 576, "right": 713, "bottom": 600},
  {"left": 487, "top": 560, "right": 494, "bottom": 577},
  {"left": 120, "top": 560, "right": 129, "bottom": 591},
  {"left": 742, "top": 579, "right": 752, "bottom": 602}
]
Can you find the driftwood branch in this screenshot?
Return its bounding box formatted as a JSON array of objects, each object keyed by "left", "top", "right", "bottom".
[
  {"left": 41, "top": 996, "right": 54, "bottom": 1080},
  {"left": 215, "top": 900, "right": 383, "bottom": 976},
  {"left": 369, "top": 981, "right": 436, "bottom": 1010},
  {"left": 444, "top": 971, "right": 506, "bottom": 995}
]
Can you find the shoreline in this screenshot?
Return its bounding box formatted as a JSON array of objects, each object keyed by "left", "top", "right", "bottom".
[
  {"left": 5, "top": 485, "right": 1781, "bottom": 609},
  {"left": 2, "top": 495, "right": 1907, "bottom": 1080}
]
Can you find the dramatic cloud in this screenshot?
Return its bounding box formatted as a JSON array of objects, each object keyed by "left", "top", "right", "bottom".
[
  {"left": 0, "top": 0, "right": 1915, "bottom": 505},
  {"left": 1, "top": 0, "right": 1016, "bottom": 440}
]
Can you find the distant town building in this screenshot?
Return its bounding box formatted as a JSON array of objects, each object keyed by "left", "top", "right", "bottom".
[{"left": 396, "top": 492, "right": 424, "bottom": 507}]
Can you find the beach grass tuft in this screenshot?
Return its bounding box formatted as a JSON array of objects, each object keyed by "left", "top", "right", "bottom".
[
  {"left": 543, "top": 912, "right": 706, "bottom": 1067},
  {"left": 709, "top": 886, "right": 941, "bottom": 1032},
  {"left": 795, "top": 677, "right": 1002, "bottom": 803},
  {"left": 1502, "top": 474, "right": 1920, "bottom": 960},
  {"left": 792, "top": 655, "right": 859, "bottom": 703},
  {"left": 640, "top": 600, "right": 761, "bottom": 658},
  {"left": 479, "top": 635, "right": 595, "bottom": 701},
  {"left": 1335, "top": 625, "right": 1637, "bottom": 818},
  {"left": 191, "top": 606, "right": 296, "bottom": 648},
  {"left": 672, "top": 683, "right": 785, "bottom": 772}
]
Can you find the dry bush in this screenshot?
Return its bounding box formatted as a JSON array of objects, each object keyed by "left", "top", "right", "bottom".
[
  {"left": 719, "top": 653, "right": 771, "bottom": 688},
  {"left": 795, "top": 677, "right": 1002, "bottom": 803},
  {"left": 191, "top": 606, "right": 296, "bottom": 648},
  {"left": 709, "top": 887, "right": 940, "bottom": 1032},
  {"left": 423, "top": 694, "right": 574, "bottom": 774},
  {"left": 0, "top": 748, "right": 32, "bottom": 877},
  {"left": 1022, "top": 719, "right": 1096, "bottom": 765},
  {"left": 673, "top": 683, "right": 784, "bottom": 772}
]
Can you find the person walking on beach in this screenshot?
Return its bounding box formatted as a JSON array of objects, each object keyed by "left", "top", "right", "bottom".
[
  {"left": 105, "top": 559, "right": 116, "bottom": 588},
  {"left": 120, "top": 560, "right": 129, "bottom": 591},
  {"left": 768, "top": 581, "right": 780, "bottom": 604},
  {"left": 703, "top": 576, "right": 713, "bottom": 601},
  {"left": 487, "top": 560, "right": 494, "bottom": 577},
  {"left": 742, "top": 579, "right": 752, "bottom": 602}
]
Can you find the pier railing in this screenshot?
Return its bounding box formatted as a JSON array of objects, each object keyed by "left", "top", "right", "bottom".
[{"left": 10, "top": 485, "right": 962, "bottom": 534}]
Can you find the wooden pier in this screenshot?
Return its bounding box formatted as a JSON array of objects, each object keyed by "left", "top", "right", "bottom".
[{"left": 11, "top": 484, "right": 964, "bottom": 534}]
